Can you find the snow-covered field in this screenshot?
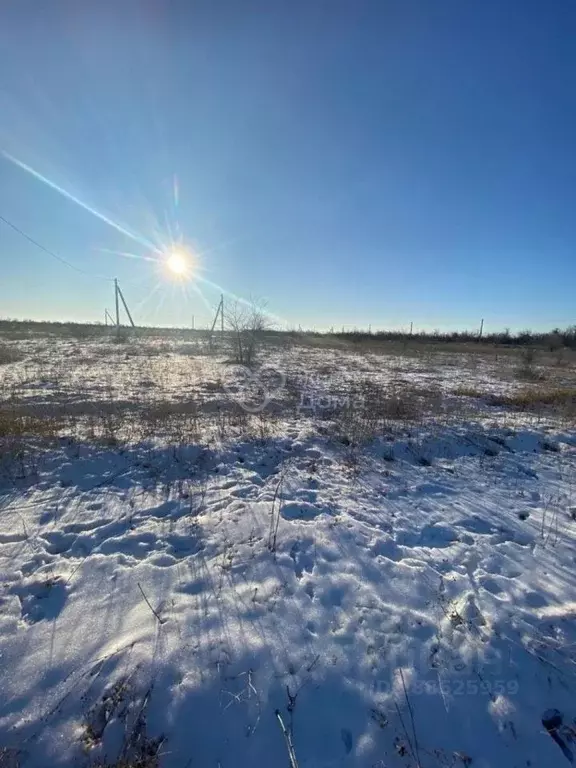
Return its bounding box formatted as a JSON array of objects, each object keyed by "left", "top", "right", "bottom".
[{"left": 1, "top": 333, "right": 576, "bottom": 767}]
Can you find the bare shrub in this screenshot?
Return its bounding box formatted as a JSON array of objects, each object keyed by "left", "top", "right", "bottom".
[
  {"left": 225, "top": 299, "right": 269, "bottom": 367},
  {"left": 0, "top": 343, "right": 22, "bottom": 365},
  {"left": 331, "top": 379, "right": 442, "bottom": 446},
  {"left": 515, "top": 347, "right": 545, "bottom": 381}
]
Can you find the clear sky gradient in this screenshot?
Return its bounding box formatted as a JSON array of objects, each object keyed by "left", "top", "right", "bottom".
[{"left": 1, "top": 0, "right": 575, "bottom": 332}]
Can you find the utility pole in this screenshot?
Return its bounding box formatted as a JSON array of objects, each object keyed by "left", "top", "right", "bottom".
[
  {"left": 410, "top": 321, "right": 413, "bottom": 337},
  {"left": 209, "top": 295, "right": 224, "bottom": 346},
  {"left": 112, "top": 279, "right": 135, "bottom": 329},
  {"left": 114, "top": 278, "right": 120, "bottom": 328},
  {"left": 117, "top": 283, "right": 135, "bottom": 327},
  {"left": 210, "top": 296, "right": 223, "bottom": 335},
  {"left": 191, "top": 315, "right": 195, "bottom": 331},
  {"left": 479, "top": 318, "right": 484, "bottom": 340}
]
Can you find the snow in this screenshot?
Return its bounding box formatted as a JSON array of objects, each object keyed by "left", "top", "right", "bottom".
[{"left": 1, "top": 336, "right": 576, "bottom": 766}]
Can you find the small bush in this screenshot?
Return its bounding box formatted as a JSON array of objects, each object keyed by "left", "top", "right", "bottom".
[
  {"left": 520, "top": 347, "right": 536, "bottom": 366},
  {"left": 225, "top": 300, "right": 269, "bottom": 367},
  {"left": 514, "top": 346, "right": 546, "bottom": 381},
  {"left": 0, "top": 344, "right": 22, "bottom": 365}
]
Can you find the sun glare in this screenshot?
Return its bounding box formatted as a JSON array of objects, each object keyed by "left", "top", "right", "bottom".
[{"left": 165, "top": 250, "right": 191, "bottom": 278}]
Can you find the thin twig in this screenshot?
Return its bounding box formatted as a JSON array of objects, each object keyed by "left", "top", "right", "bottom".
[
  {"left": 399, "top": 668, "right": 422, "bottom": 768},
  {"left": 268, "top": 471, "right": 285, "bottom": 551},
  {"left": 275, "top": 709, "right": 299, "bottom": 768},
  {"left": 137, "top": 582, "right": 166, "bottom": 624},
  {"left": 306, "top": 654, "right": 321, "bottom": 674},
  {"left": 119, "top": 685, "right": 152, "bottom": 761},
  {"left": 269, "top": 462, "right": 291, "bottom": 552},
  {"left": 394, "top": 699, "right": 418, "bottom": 767},
  {"left": 64, "top": 559, "right": 84, "bottom": 586}
]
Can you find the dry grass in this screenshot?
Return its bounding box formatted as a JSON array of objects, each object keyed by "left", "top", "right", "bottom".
[
  {"left": 0, "top": 344, "right": 22, "bottom": 366},
  {"left": 488, "top": 387, "right": 576, "bottom": 411},
  {"left": 453, "top": 384, "right": 576, "bottom": 418},
  {"left": 0, "top": 396, "right": 256, "bottom": 449},
  {"left": 95, "top": 761, "right": 159, "bottom": 768},
  {"left": 0, "top": 748, "right": 19, "bottom": 768},
  {"left": 1, "top": 330, "right": 574, "bottom": 454},
  {"left": 0, "top": 406, "right": 61, "bottom": 439},
  {"left": 93, "top": 749, "right": 160, "bottom": 768},
  {"left": 331, "top": 379, "right": 445, "bottom": 446},
  {"left": 453, "top": 386, "right": 486, "bottom": 398},
  {"left": 514, "top": 365, "right": 546, "bottom": 382}
]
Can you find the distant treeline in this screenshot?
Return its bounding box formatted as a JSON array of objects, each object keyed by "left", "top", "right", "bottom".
[
  {"left": 0, "top": 319, "right": 200, "bottom": 340},
  {"left": 306, "top": 326, "right": 576, "bottom": 348},
  {"left": 1, "top": 318, "right": 576, "bottom": 349}
]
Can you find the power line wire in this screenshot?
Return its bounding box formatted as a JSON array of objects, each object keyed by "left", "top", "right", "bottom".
[{"left": 0, "top": 212, "right": 113, "bottom": 281}]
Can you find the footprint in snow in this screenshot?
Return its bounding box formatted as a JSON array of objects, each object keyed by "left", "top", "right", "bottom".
[
  {"left": 320, "top": 585, "right": 346, "bottom": 608},
  {"left": 289, "top": 540, "right": 314, "bottom": 578},
  {"left": 62, "top": 518, "right": 114, "bottom": 534},
  {"left": 40, "top": 531, "right": 77, "bottom": 555},
  {"left": 455, "top": 516, "right": 495, "bottom": 535},
  {"left": 145, "top": 500, "right": 180, "bottom": 518},
  {"left": 396, "top": 523, "right": 458, "bottom": 549},
  {"left": 164, "top": 532, "right": 204, "bottom": 559},
  {"left": 523, "top": 591, "right": 548, "bottom": 609},
  {"left": 478, "top": 576, "right": 505, "bottom": 596},
  {"left": 0, "top": 531, "right": 28, "bottom": 544},
  {"left": 341, "top": 729, "right": 353, "bottom": 754},
  {"left": 230, "top": 485, "right": 258, "bottom": 499},
  {"left": 295, "top": 488, "right": 318, "bottom": 503},
  {"left": 370, "top": 537, "right": 403, "bottom": 562},
  {"left": 542, "top": 709, "right": 576, "bottom": 764},
  {"left": 412, "top": 482, "right": 455, "bottom": 496},
  {"left": 12, "top": 578, "right": 68, "bottom": 624},
  {"left": 281, "top": 501, "right": 329, "bottom": 521},
  {"left": 304, "top": 583, "right": 315, "bottom": 600},
  {"left": 482, "top": 557, "right": 522, "bottom": 579}
]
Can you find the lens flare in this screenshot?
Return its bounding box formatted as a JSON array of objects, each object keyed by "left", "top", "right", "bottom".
[
  {"left": 167, "top": 252, "right": 187, "bottom": 274},
  {"left": 163, "top": 248, "right": 195, "bottom": 280}
]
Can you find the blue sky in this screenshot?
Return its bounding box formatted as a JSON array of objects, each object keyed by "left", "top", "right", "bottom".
[{"left": 1, "top": 0, "right": 575, "bottom": 332}]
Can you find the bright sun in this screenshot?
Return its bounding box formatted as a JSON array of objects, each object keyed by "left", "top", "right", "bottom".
[{"left": 166, "top": 251, "right": 189, "bottom": 277}]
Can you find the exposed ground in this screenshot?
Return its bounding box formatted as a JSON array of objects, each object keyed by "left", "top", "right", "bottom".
[{"left": 1, "top": 330, "right": 576, "bottom": 767}]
